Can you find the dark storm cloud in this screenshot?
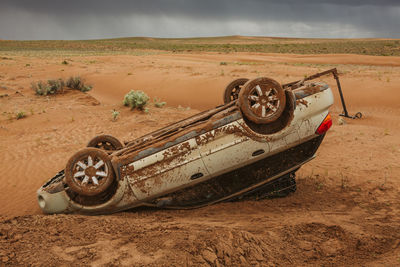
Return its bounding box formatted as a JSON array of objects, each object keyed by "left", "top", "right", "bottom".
[{"left": 0, "top": 0, "right": 399, "bottom": 40}]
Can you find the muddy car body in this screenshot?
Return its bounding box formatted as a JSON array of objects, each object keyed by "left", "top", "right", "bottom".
[{"left": 37, "top": 71, "right": 334, "bottom": 214}]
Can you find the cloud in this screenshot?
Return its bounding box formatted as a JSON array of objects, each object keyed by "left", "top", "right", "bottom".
[{"left": 0, "top": 0, "right": 399, "bottom": 40}]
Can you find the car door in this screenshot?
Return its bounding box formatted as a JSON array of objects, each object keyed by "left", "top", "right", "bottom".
[
  {"left": 196, "top": 121, "right": 270, "bottom": 177},
  {"left": 125, "top": 138, "right": 210, "bottom": 200}
]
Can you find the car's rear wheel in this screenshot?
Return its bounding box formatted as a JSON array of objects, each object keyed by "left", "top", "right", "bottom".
[
  {"left": 238, "top": 77, "right": 286, "bottom": 124},
  {"left": 87, "top": 134, "right": 123, "bottom": 151},
  {"left": 223, "top": 78, "right": 249, "bottom": 104},
  {"left": 64, "top": 148, "right": 115, "bottom": 196}
]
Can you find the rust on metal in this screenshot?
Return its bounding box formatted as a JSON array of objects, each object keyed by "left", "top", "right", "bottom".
[
  {"left": 114, "top": 101, "right": 237, "bottom": 157},
  {"left": 296, "top": 99, "right": 308, "bottom": 107}
]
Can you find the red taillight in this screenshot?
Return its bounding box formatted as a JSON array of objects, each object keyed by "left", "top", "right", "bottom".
[{"left": 316, "top": 113, "right": 332, "bottom": 135}]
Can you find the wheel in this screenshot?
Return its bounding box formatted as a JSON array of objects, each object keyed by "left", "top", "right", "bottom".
[
  {"left": 87, "top": 134, "right": 123, "bottom": 151},
  {"left": 238, "top": 77, "right": 286, "bottom": 124},
  {"left": 223, "top": 78, "right": 249, "bottom": 104},
  {"left": 64, "top": 148, "right": 115, "bottom": 196}
]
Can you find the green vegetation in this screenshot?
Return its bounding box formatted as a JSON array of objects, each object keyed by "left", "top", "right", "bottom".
[
  {"left": 32, "top": 76, "right": 92, "bottom": 95},
  {"left": 31, "top": 79, "right": 64, "bottom": 95},
  {"left": 111, "top": 109, "right": 120, "bottom": 121},
  {"left": 123, "top": 90, "right": 149, "bottom": 111},
  {"left": 153, "top": 97, "right": 166, "bottom": 108},
  {"left": 0, "top": 36, "right": 399, "bottom": 56},
  {"left": 65, "top": 76, "right": 92, "bottom": 92},
  {"left": 15, "top": 111, "right": 26, "bottom": 120}
]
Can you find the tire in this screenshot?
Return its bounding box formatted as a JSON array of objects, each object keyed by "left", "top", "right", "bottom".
[
  {"left": 238, "top": 77, "right": 286, "bottom": 124},
  {"left": 64, "top": 148, "right": 115, "bottom": 196},
  {"left": 87, "top": 134, "right": 123, "bottom": 151},
  {"left": 223, "top": 78, "right": 249, "bottom": 104}
]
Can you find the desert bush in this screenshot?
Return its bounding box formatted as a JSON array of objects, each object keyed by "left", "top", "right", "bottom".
[
  {"left": 62, "top": 60, "right": 68, "bottom": 65},
  {"left": 48, "top": 79, "right": 65, "bottom": 92},
  {"left": 32, "top": 80, "right": 59, "bottom": 96},
  {"left": 31, "top": 81, "right": 47, "bottom": 95},
  {"left": 66, "top": 76, "right": 92, "bottom": 92},
  {"left": 32, "top": 76, "right": 92, "bottom": 95},
  {"left": 111, "top": 109, "right": 120, "bottom": 121},
  {"left": 153, "top": 97, "right": 166, "bottom": 108},
  {"left": 32, "top": 79, "right": 64, "bottom": 95},
  {"left": 123, "top": 90, "right": 149, "bottom": 110},
  {"left": 15, "top": 111, "right": 26, "bottom": 120}
]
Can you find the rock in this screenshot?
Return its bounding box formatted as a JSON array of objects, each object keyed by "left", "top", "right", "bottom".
[
  {"left": 392, "top": 239, "right": 400, "bottom": 249},
  {"left": 303, "top": 250, "right": 315, "bottom": 260},
  {"left": 202, "top": 249, "right": 217, "bottom": 265},
  {"left": 320, "top": 239, "right": 342, "bottom": 257},
  {"left": 251, "top": 249, "right": 265, "bottom": 261},
  {"left": 13, "top": 234, "right": 22, "bottom": 241},
  {"left": 239, "top": 255, "right": 248, "bottom": 265},
  {"left": 298, "top": 241, "right": 313, "bottom": 251},
  {"left": 224, "top": 254, "right": 231, "bottom": 265},
  {"left": 338, "top": 117, "right": 346, "bottom": 125},
  {"left": 76, "top": 250, "right": 87, "bottom": 259}
]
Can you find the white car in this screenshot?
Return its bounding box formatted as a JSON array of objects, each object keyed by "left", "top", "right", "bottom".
[{"left": 37, "top": 69, "right": 334, "bottom": 214}]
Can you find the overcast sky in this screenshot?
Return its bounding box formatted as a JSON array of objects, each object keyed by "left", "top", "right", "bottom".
[{"left": 0, "top": 0, "right": 399, "bottom": 40}]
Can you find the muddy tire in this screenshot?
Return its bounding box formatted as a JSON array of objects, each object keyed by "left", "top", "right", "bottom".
[
  {"left": 87, "top": 134, "right": 123, "bottom": 151},
  {"left": 223, "top": 78, "right": 249, "bottom": 104},
  {"left": 238, "top": 77, "right": 286, "bottom": 124},
  {"left": 65, "top": 148, "right": 115, "bottom": 196}
]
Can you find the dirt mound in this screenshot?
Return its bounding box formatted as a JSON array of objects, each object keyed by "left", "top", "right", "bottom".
[{"left": 1, "top": 181, "right": 399, "bottom": 266}]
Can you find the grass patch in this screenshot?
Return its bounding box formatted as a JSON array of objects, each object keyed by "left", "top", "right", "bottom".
[{"left": 1, "top": 36, "right": 400, "bottom": 56}]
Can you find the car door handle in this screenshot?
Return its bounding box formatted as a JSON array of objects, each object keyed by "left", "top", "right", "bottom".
[
  {"left": 252, "top": 149, "right": 265, "bottom": 157},
  {"left": 191, "top": 173, "right": 204, "bottom": 180}
]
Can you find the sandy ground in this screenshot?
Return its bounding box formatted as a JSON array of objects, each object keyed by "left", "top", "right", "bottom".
[{"left": 0, "top": 52, "right": 400, "bottom": 266}]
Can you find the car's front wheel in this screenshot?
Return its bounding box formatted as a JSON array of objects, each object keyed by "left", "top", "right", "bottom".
[{"left": 64, "top": 148, "right": 115, "bottom": 196}]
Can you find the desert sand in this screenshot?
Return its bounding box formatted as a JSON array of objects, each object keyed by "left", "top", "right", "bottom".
[{"left": 0, "top": 51, "right": 400, "bottom": 266}]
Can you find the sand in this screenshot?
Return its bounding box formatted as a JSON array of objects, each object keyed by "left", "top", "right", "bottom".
[{"left": 0, "top": 52, "right": 400, "bottom": 266}]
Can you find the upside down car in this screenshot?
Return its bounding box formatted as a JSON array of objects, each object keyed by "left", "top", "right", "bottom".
[{"left": 37, "top": 69, "right": 336, "bottom": 214}]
